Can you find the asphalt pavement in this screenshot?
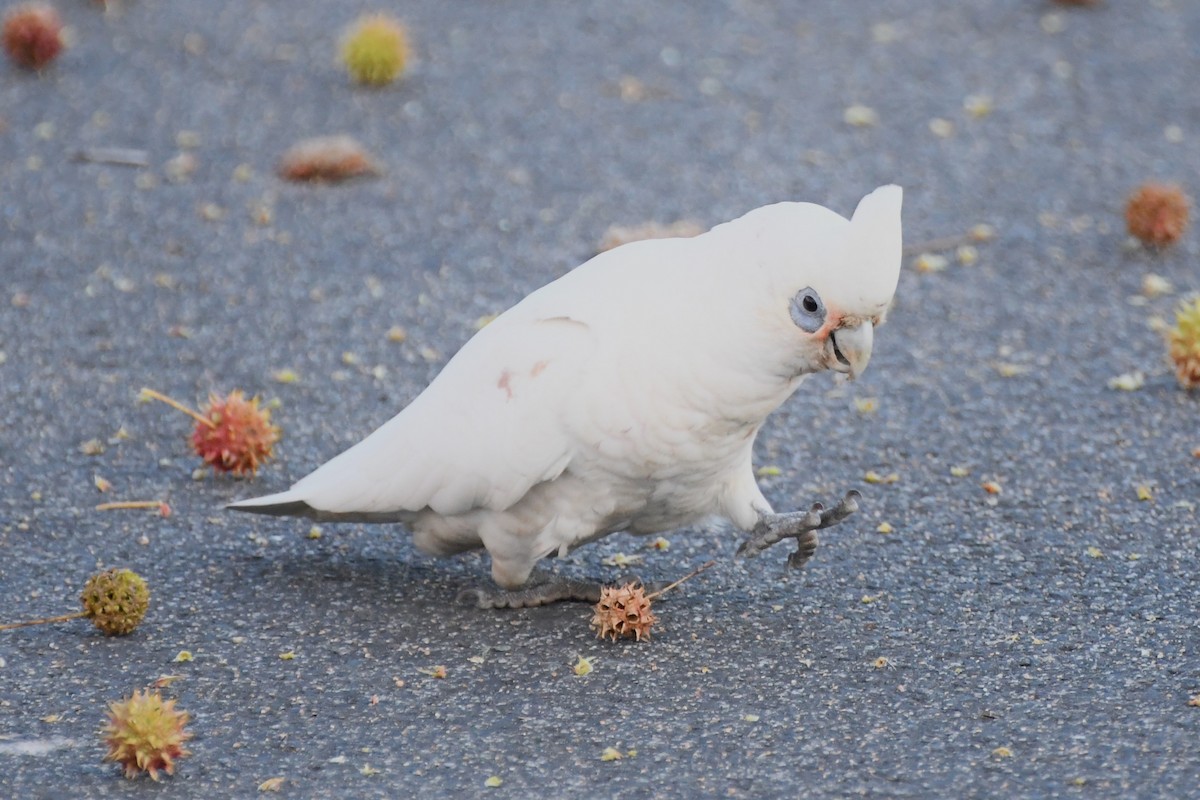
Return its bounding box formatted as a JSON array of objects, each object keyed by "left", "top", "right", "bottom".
[{"left": 1, "top": 1, "right": 1198, "bottom": 797}]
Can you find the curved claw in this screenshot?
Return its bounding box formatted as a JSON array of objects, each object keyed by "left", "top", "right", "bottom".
[{"left": 737, "top": 488, "right": 864, "bottom": 564}]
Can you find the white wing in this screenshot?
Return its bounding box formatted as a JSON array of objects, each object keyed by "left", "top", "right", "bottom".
[{"left": 234, "top": 310, "right": 595, "bottom": 517}]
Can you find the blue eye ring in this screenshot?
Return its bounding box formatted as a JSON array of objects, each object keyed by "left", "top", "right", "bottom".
[{"left": 789, "top": 287, "right": 826, "bottom": 333}]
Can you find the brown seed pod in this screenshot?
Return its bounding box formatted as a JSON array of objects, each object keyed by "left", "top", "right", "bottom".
[
  {"left": 591, "top": 583, "right": 658, "bottom": 642},
  {"left": 2, "top": 4, "right": 64, "bottom": 70},
  {"left": 1126, "top": 182, "right": 1190, "bottom": 247},
  {"left": 278, "top": 135, "right": 379, "bottom": 182}
]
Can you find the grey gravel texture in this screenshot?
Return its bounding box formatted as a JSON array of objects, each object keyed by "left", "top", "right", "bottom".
[{"left": 2, "top": 0, "right": 1199, "bottom": 798}]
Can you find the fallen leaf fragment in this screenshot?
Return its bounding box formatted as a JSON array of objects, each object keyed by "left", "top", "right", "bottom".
[
  {"left": 279, "top": 651, "right": 296, "bottom": 660},
  {"left": 755, "top": 465, "right": 782, "bottom": 478},
  {"left": 843, "top": 104, "right": 879, "bottom": 127},
  {"left": 981, "top": 480, "right": 1002, "bottom": 495},
  {"left": 1135, "top": 484, "right": 1153, "bottom": 501},
  {"left": 278, "top": 135, "right": 379, "bottom": 183},
  {"left": 94, "top": 475, "right": 113, "bottom": 493},
  {"left": 649, "top": 536, "right": 670, "bottom": 551},
  {"left": 81, "top": 438, "right": 106, "bottom": 456},
  {"left": 876, "top": 522, "right": 894, "bottom": 534},
  {"left": 420, "top": 665, "right": 447, "bottom": 679},
  {"left": 950, "top": 465, "right": 970, "bottom": 478},
  {"left": 600, "top": 552, "right": 643, "bottom": 567},
  {"left": 173, "top": 650, "right": 193, "bottom": 663},
  {"left": 1108, "top": 371, "right": 1145, "bottom": 392},
  {"left": 993, "top": 362, "right": 1030, "bottom": 378},
  {"left": 1142, "top": 273, "right": 1173, "bottom": 298},
  {"left": 964, "top": 94, "right": 993, "bottom": 118},
  {"left": 485, "top": 776, "right": 503, "bottom": 788},
  {"left": 258, "top": 777, "right": 286, "bottom": 792},
  {"left": 863, "top": 470, "right": 899, "bottom": 485},
  {"left": 992, "top": 746, "right": 1013, "bottom": 759},
  {"left": 360, "top": 764, "right": 379, "bottom": 777},
  {"left": 600, "top": 747, "right": 623, "bottom": 762},
  {"left": 743, "top": 714, "right": 759, "bottom": 722},
  {"left": 573, "top": 655, "right": 594, "bottom": 676},
  {"left": 271, "top": 369, "right": 299, "bottom": 384},
  {"left": 1085, "top": 546, "right": 1104, "bottom": 559},
  {"left": 913, "top": 253, "right": 948, "bottom": 273},
  {"left": 153, "top": 675, "right": 184, "bottom": 688},
  {"left": 1188, "top": 694, "right": 1200, "bottom": 708},
  {"left": 854, "top": 397, "right": 878, "bottom": 414}
]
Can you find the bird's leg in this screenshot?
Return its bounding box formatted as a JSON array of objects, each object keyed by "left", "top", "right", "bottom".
[
  {"left": 458, "top": 570, "right": 674, "bottom": 609},
  {"left": 457, "top": 569, "right": 604, "bottom": 609},
  {"left": 737, "top": 490, "right": 862, "bottom": 569}
]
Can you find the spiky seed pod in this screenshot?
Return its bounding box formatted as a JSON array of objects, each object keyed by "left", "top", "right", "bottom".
[
  {"left": 81, "top": 568, "right": 150, "bottom": 635},
  {"left": 191, "top": 390, "right": 280, "bottom": 476},
  {"left": 591, "top": 583, "right": 658, "bottom": 642},
  {"left": 341, "top": 14, "right": 409, "bottom": 86},
  {"left": 1126, "top": 183, "right": 1190, "bottom": 247},
  {"left": 102, "top": 689, "right": 192, "bottom": 780},
  {"left": 1167, "top": 297, "right": 1200, "bottom": 390},
  {"left": 278, "top": 135, "right": 379, "bottom": 182},
  {"left": 2, "top": 4, "right": 64, "bottom": 70}
]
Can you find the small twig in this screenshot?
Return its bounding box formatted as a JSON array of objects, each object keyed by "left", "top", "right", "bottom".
[
  {"left": 96, "top": 500, "right": 166, "bottom": 512},
  {"left": 647, "top": 560, "right": 716, "bottom": 600},
  {"left": 73, "top": 147, "right": 150, "bottom": 168},
  {"left": 138, "top": 387, "right": 215, "bottom": 428},
  {"left": 0, "top": 611, "right": 85, "bottom": 632}
]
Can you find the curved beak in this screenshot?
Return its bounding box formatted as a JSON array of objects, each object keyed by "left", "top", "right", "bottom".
[{"left": 828, "top": 321, "right": 874, "bottom": 379}]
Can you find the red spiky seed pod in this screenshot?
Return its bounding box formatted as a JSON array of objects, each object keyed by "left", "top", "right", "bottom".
[
  {"left": 591, "top": 583, "right": 658, "bottom": 642},
  {"left": 102, "top": 689, "right": 192, "bottom": 780},
  {"left": 191, "top": 390, "right": 280, "bottom": 476},
  {"left": 1167, "top": 297, "right": 1200, "bottom": 390},
  {"left": 1126, "top": 182, "right": 1190, "bottom": 247},
  {"left": 2, "top": 4, "right": 64, "bottom": 70}
]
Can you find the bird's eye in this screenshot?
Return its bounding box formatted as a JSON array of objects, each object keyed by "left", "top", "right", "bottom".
[{"left": 789, "top": 287, "right": 826, "bottom": 333}]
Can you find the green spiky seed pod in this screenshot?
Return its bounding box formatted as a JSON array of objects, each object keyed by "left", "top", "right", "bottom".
[
  {"left": 1167, "top": 297, "right": 1200, "bottom": 390},
  {"left": 81, "top": 568, "right": 149, "bottom": 636},
  {"left": 341, "top": 14, "right": 409, "bottom": 86}
]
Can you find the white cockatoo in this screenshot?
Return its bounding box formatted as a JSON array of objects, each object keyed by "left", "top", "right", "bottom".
[{"left": 230, "top": 185, "right": 903, "bottom": 606}]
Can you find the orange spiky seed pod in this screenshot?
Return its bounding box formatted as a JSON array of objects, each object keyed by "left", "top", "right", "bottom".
[
  {"left": 81, "top": 568, "right": 149, "bottom": 635},
  {"left": 102, "top": 689, "right": 192, "bottom": 780},
  {"left": 591, "top": 583, "right": 658, "bottom": 642},
  {"left": 1126, "top": 182, "right": 1190, "bottom": 247},
  {"left": 1167, "top": 297, "right": 1200, "bottom": 390},
  {"left": 278, "top": 135, "right": 379, "bottom": 182},
  {"left": 341, "top": 14, "right": 409, "bottom": 86},
  {"left": 191, "top": 390, "right": 280, "bottom": 476},
  {"left": 2, "top": 4, "right": 64, "bottom": 70}
]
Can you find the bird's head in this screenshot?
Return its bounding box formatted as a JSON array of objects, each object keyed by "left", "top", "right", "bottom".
[{"left": 711, "top": 185, "right": 903, "bottom": 381}]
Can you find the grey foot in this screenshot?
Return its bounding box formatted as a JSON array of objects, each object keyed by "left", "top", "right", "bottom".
[
  {"left": 457, "top": 571, "right": 673, "bottom": 609},
  {"left": 737, "top": 490, "right": 862, "bottom": 569},
  {"left": 458, "top": 570, "right": 604, "bottom": 609}
]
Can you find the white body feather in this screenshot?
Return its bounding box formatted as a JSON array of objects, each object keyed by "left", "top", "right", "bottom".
[{"left": 230, "top": 186, "right": 903, "bottom": 588}]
